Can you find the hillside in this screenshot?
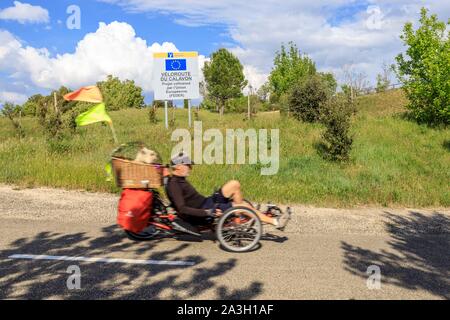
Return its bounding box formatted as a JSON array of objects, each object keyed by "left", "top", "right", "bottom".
[{"left": 0, "top": 89, "right": 449, "bottom": 207}]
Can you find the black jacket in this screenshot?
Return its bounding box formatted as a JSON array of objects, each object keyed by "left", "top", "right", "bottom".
[{"left": 166, "top": 176, "right": 209, "bottom": 217}]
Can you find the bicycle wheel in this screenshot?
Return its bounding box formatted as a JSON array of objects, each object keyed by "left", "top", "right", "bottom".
[{"left": 216, "top": 206, "right": 262, "bottom": 252}]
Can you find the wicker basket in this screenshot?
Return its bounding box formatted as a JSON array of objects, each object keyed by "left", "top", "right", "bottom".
[{"left": 111, "top": 157, "right": 163, "bottom": 189}]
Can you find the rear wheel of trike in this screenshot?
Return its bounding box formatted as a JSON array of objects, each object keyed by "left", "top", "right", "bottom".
[{"left": 216, "top": 206, "right": 262, "bottom": 252}]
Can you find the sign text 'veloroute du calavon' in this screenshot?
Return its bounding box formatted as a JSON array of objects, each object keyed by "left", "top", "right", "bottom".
[{"left": 152, "top": 52, "right": 200, "bottom": 100}]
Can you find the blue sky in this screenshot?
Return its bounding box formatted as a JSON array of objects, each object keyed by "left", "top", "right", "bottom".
[
  {"left": 1, "top": 0, "right": 232, "bottom": 57},
  {"left": 0, "top": 0, "right": 449, "bottom": 105}
]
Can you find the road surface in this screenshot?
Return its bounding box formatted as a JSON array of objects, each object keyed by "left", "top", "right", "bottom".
[{"left": 0, "top": 185, "right": 448, "bottom": 299}]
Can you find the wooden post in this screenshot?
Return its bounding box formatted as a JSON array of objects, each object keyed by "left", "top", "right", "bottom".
[
  {"left": 248, "top": 85, "right": 253, "bottom": 120},
  {"left": 53, "top": 92, "right": 58, "bottom": 114},
  {"left": 248, "top": 93, "right": 251, "bottom": 120}
]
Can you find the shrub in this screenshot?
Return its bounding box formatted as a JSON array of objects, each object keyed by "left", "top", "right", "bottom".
[
  {"left": 43, "top": 109, "right": 63, "bottom": 138},
  {"left": 1, "top": 103, "right": 25, "bottom": 139},
  {"left": 319, "top": 97, "right": 354, "bottom": 162},
  {"left": 199, "top": 98, "right": 217, "bottom": 112},
  {"left": 193, "top": 108, "right": 200, "bottom": 121},
  {"left": 148, "top": 106, "right": 158, "bottom": 124},
  {"left": 97, "top": 75, "right": 145, "bottom": 111},
  {"left": 289, "top": 74, "right": 330, "bottom": 122}
]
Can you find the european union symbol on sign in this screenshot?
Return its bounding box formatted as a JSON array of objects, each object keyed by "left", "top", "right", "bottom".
[{"left": 165, "top": 59, "right": 187, "bottom": 71}]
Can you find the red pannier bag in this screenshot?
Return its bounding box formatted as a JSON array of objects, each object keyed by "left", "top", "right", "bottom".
[{"left": 117, "top": 189, "right": 153, "bottom": 233}]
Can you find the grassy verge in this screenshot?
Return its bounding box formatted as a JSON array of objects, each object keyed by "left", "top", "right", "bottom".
[{"left": 0, "top": 90, "right": 449, "bottom": 207}]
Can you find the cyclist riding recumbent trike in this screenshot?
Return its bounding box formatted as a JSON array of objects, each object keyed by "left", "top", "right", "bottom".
[{"left": 112, "top": 153, "right": 291, "bottom": 253}]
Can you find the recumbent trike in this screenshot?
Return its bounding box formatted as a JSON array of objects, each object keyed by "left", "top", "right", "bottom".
[{"left": 112, "top": 157, "right": 290, "bottom": 253}]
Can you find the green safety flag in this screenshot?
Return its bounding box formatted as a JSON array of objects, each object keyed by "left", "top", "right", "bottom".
[{"left": 76, "top": 103, "right": 112, "bottom": 126}]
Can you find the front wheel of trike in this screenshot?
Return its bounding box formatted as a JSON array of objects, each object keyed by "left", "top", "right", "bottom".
[{"left": 216, "top": 206, "right": 262, "bottom": 252}]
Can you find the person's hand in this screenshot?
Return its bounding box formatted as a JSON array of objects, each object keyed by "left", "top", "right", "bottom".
[
  {"left": 215, "top": 209, "right": 223, "bottom": 217},
  {"left": 162, "top": 167, "right": 171, "bottom": 177}
]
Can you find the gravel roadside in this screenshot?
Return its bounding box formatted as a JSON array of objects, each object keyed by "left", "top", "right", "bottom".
[{"left": 1, "top": 184, "right": 449, "bottom": 235}]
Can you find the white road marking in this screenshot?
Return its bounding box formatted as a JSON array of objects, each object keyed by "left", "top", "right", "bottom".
[{"left": 8, "top": 254, "right": 195, "bottom": 266}]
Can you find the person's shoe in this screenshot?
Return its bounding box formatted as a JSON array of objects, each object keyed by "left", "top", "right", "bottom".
[
  {"left": 275, "top": 208, "right": 292, "bottom": 231},
  {"left": 171, "top": 218, "right": 201, "bottom": 237},
  {"left": 140, "top": 225, "right": 157, "bottom": 235}
]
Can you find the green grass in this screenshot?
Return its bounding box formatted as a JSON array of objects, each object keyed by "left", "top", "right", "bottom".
[{"left": 1, "top": 90, "right": 449, "bottom": 207}]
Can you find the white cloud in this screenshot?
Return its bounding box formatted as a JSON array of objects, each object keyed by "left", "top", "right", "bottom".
[
  {"left": 242, "top": 65, "right": 267, "bottom": 93},
  {"left": 0, "top": 22, "right": 208, "bottom": 96},
  {"left": 0, "top": 91, "right": 28, "bottom": 104},
  {"left": 98, "top": 0, "right": 450, "bottom": 88},
  {"left": 0, "top": 1, "right": 49, "bottom": 24},
  {"left": 2, "top": 1, "right": 449, "bottom": 102}
]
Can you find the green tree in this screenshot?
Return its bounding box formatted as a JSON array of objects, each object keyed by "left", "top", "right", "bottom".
[
  {"left": 257, "top": 82, "right": 270, "bottom": 102},
  {"left": 375, "top": 63, "right": 392, "bottom": 93},
  {"left": 318, "top": 72, "right": 337, "bottom": 96},
  {"left": 22, "top": 94, "right": 45, "bottom": 116},
  {"left": 203, "top": 48, "right": 247, "bottom": 115},
  {"left": 395, "top": 8, "right": 450, "bottom": 125},
  {"left": 376, "top": 74, "right": 389, "bottom": 93},
  {"left": 97, "top": 75, "right": 145, "bottom": 111},
  {"left": 269, "top": 42, "right": 316, "bottom": 100}
]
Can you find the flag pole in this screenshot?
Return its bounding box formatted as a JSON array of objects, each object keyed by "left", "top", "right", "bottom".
[{"left": 108, "top": 121, "right": 119, "bottom": 145}]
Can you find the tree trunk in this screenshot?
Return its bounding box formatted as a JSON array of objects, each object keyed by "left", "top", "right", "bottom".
[{"left": 219, "top": 99, "right": 224, "bottom": 116}]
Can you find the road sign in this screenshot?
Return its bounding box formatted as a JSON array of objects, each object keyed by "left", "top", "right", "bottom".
[{"left": 152, "top": 52, "right": 200, "bottom": 101}]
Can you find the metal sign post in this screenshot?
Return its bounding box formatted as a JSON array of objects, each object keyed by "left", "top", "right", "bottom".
[
  {"left": 152, "top": 52, "right": 201, "bottom": 129},
  {"left": 188, "top": 99, "right": 192, "bottom": 128},
  {"left": 164, "top": 100, "right": 169, "bottom": 129}
]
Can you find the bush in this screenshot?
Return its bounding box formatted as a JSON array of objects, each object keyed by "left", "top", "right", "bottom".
[
  {"left": 199, "top": 98, "right": 217, "bottom": 112},
  {"left": 97, "top": 75, "right": 145, "bottom": 111},
  {"left": 319, "top": 97, "right": 354, "bottom": 162},
  {"left": 227, "top": 96, "right": 247, "bottom": 113},
  {"left": 289, "top": 75, "right": 330, "bottom": 122},
  {"left": 43, "top": 109, "right": 63, "bottom": 138},
  {"left": 193, "top": 108, "right": 200, "bottom": 121},
  {"left": 1, "top": 103, "right": 25, "bottom": 139},
  {"left": 148, "top": 106, "right": 158, "bottom": 124}
]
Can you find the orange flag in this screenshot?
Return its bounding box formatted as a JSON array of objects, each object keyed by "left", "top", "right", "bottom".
[{"left": 64, "top": 86, "right": 103, "bottom": 103}]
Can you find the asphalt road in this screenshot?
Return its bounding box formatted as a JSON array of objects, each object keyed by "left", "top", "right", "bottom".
[{"left": 0, "top": 185, "right": 448, "bottom": 300}]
